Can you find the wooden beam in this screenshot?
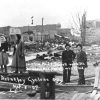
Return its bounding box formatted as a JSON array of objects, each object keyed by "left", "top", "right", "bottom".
[{"left": 56, "top": 84, "right": 93, "bottom": 93}]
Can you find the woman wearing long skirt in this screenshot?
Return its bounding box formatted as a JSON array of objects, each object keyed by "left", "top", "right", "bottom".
[
  {"left": 0, "top": 36, "right": 8, "bottom": 73},
  {"left": 12, "top": 34, "right": 26, "bottom": 73}
]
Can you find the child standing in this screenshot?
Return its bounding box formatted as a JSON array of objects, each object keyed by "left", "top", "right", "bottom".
[{"left": 76, "top": 44, "right": 88, "bottom": 85}]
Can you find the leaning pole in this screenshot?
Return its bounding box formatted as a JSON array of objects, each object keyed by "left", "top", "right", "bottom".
[{"left": 90, "top": 62, "right": 100, "bottom": 100}]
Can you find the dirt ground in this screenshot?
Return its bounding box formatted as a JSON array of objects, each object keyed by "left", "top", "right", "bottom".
[
  {"left": 0, "top": 90, "right": 92, "bottom": 100},
  {"left": 0, "top": 65, "right": 95, "bottom": 99},
  {"left": 0, "top": 46, "right": 99, "bottom": 100}
]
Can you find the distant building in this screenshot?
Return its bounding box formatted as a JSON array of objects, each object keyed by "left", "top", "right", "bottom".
[
  {"left": 0, "top": 26, "right": 11, "bottom": 36},
  {"left": 34, "top": 24, "right": 61, "bottom": 32},
  {"left": 20, "top": 24, "right": 61, "bottom": 42},
  {"left": 22, "top": 31, "right": 35, "bottom": 42},
  {"left": 86, "top": 20, "right": 100, "bottom": 44},
  {"left": 19, "top": 24, "right": 61, "bottom": 33},
  {"left": 0, "top": 26, "right": 22, "bottom": 43},
  {"left": 0, "top": 24, "right": 73, "bottom": 43}
]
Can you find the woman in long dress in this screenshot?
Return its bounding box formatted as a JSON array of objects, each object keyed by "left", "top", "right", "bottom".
[
  {"left": 0, "top": 36, "right": 8, "bottom": 73},
  {"left": 12, "top": 34, "right": 26, "bottom": 73}
]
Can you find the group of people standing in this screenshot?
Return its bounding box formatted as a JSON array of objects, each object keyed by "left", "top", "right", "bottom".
[
  {"left": 0, "top": 34, "right": 87, "bottom": 85},
  {"left": 0, "top": 34, "right": 26, "bottom": 74},
  {"left": 62, "top": 43, "right": 88, "bottom": 85}
]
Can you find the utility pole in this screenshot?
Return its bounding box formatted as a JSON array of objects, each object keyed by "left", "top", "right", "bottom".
[
  {"left": 81, "top": 11, "right": 86, "bottom": 45},
  {"left": 42, "top": 17, "right": 44, "bottom": 32},
  {"left": 31, "top": 16, "right": 34, "bottom": 25},
  {"left": 41, "top": 17, "right": 44, "bottom": 42}
]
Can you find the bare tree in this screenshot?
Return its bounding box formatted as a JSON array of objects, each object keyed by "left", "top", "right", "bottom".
[{"left": 71, "top": 11, "right": 87, "bottom": 45}]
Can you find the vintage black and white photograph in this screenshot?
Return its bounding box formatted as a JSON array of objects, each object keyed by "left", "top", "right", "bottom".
[{"left": 0, "top": 0, "right": 100, "bottom": 99}]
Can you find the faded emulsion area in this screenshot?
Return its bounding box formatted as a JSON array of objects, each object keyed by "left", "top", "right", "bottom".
[{"left": 0, "top": 0, "right": 100, "bottom": 99}]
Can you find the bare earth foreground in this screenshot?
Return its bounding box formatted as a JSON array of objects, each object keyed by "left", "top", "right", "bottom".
[{"left": 0, "top": 46, "right": 99, "bottom": 100}]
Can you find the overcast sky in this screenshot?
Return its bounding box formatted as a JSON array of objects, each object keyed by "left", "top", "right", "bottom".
[{"left": 0, "top": 0, "right": 100, "bottom": 28}]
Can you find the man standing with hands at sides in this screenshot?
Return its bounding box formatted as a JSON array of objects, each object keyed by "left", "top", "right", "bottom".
[
  {"left": 76, "top": 44, "right": 88, "bottom": 85},
  {"left": 62, "top": 43, "right": 76, "bottom": 83}
]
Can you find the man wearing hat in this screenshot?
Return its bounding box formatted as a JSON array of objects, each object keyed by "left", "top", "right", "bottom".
[{"left": 62, "top": 43, "right": 76, "bottom": 83}]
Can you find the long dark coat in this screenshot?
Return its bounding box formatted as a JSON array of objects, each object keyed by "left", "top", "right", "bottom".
[{"left": 11, "top": 41, "right": 26, "bottom": 72}]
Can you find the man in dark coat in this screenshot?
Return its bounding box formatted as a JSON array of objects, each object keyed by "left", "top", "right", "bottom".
[
  {"left": 62, "top": 43, "right": 76, "bottom": 83},
  {"left": 76, "top": 44, "right": 88, "bottom": 85}
]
